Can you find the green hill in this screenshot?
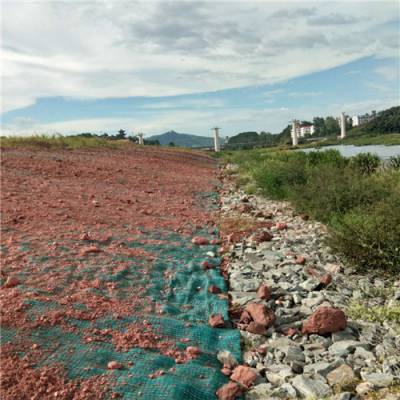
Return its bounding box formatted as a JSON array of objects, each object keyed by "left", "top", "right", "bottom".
[{"left": 147, "top": 130, "right": 213, "bottom": 147}]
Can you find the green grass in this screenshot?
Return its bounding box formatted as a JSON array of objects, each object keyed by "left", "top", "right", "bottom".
[{"left": 0, "top": 135, "right": 129, "bottom": 150}]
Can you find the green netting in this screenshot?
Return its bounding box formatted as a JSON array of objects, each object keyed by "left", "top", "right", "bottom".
[{"left": 1, "top": 225, "right": 241, "bottom": 399}]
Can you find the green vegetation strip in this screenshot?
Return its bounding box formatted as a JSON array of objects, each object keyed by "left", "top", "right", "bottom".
[{"left": 222, "top": 148, "right": 400, "bottom": 275}]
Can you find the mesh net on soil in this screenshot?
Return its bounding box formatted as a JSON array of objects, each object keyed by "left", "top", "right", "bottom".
[{"left": 1, "top": 227, "right": 241, "bottom": 399}]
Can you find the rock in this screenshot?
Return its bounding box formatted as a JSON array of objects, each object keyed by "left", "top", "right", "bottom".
[
  {"left": 231, "top": 365, "right": 258, "bottom": 389},
  {"left": 245, "top": 303, "right": 275, "bottom": 327},
  {"left": 319, "top": 273, "right": 332, "bottom": 287},
  {"left": 185, "top": 346, "right": 201, "bottom": 358},
  {"left": 3, "top": 275, "right": 20, "bottom": 288},
  {"left": 276, "top": 222, "right": 287, "bottom": 230},
  {"left": 208, "top": 285, "right": 222, "bottom": 294},
  {"left": 299, "top": 278, "right": 320, "bottom": 292},
  {"left": 79, "top": 245, "right": 102, "bottom": 256},
  {"left": 246, "top": 322, "right": 267, "bottom": 335},
  {"left": 356, "top": 382, "right": 374, "bottom": 396},
  {"left": 216, "top": 382, "right": 242, "bottom": 400},
  {"left": 292, "top": 375, "right": 332, "bottom": 398},
  {"left": 265, "top": 365, "right": 293, "bottom": 385},
  {"left": 221, "top": 366, "right": 232, "bottom": 376},
  {"left": 256, "top": 284, "right": 271, "bottom": 300},
  {"left": 302, "top": 307, "right": 346, "bottom": 335},
  {"left": 107, "top": 361, "right": 123, "bottom": 370},
  {"left": 285, "top": 346, "right": 305, "bottom": 363},
  {"left": 328, "top": 340, "right": 369, "bottom": 357},
  {"left": 192, "top": 236, "right": 209, "bottom": 245},
  {"left": 209, "top": 314, "right": 225, "bottom": 328},
  {"left": 253, "top": 231, "right": 273, "bottom": 243},
  {"left": 361, "top": 372, "right": 394, "bottom": 388},
  {"left": 331, "top": 329, "right": 356, "bottom": 343},
  {"left": 326, "top": 364, "right": 356, "bottom": 387},
  {"left": 295, "top": 256, "right": 306, "bottom": 265},
  {"left": 304, "top": 360, "right": 344, "bottom": 377},
  {"left": 217, "top": 350, "right": 238, "bottom": 369},
  {"left": 246, "top": 383, "right": 272, "bottom": 400}
]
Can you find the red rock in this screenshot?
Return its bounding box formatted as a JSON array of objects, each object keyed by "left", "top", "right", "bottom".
[
  {"left": 3, "top": 276, "right": 20, "bottom": 288},
  {"left": 253, "top": 230, "right": 273, "bottom": 243},
  {"left": 208, "top": 285, "right": 222, "bottom": 294},
  {"left": 80, "top": 232, "right": 91, "bottom": 241},
  {"left": 231, "top": 365, "right": 257, "bottom": 388},
  {"left": 239, "top": 310, "right": 252, "bottom": 324},
  {"left": 216, "top": 382, "right": 242, "bottom": 400},
  {"left": 107, "top": 361, "right": 123, "bottom": 370},
  {"left": 202, "top": 260, "right": 213, "bottom": 270},
  {"left": 320, "top": 273, "right": 333, "bottom": 287},
  {"left": 295, "top": 256, "right": 306, "bottom": 265},
  {"left": 192, "top": 236, "right": 209, "bottom": 245},
  {"left": 148, "top": 369, "right": 165, "bottom": 379},
  {"left": 276, "top": 222, "right": 287, "bottom": 230},
  {"left": 256, "top": 284, "right": 271, "bottom": 300},
  {"left": 209, "top": 313, "right": 225, "bottom": 328},
  {"left": 246, "top": 321, "right": 267, "bottom": 335},
  {"left": 79, "top": 245, "right": 102, "bottom": 256},
  {"left": 186, "top": 346, "right": 201, "bottom": 358},
  {"left": 245, "top": 303, "right": 275, "bottom": 327},
  {"left": 302, "top": 307, "right": 347, "bottom": 335},
  {"left": 211, "top": 238, "right": 221, "bottom": 245}
]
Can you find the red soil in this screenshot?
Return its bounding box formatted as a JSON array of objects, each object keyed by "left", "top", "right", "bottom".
[{"left": 0, "top": 146, "right": 217, "bottom": 398}]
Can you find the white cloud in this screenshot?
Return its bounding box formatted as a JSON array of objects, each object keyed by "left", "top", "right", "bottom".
[{"left": 1, "top": 0, "right": 399, "bottom": 113}]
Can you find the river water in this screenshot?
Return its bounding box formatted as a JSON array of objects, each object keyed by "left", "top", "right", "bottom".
[{"left": 300, "top": 144, "right": 400, "bottom": 159}]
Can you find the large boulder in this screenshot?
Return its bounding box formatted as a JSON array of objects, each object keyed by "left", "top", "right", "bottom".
[
  {"left": 302, "top": 307, "right": 346, "bottom": 335},
  {"left": 230, "top": 365, "right": 257, "bottom": 388},
  {"left": 245, "top": 303, "right": 275, "bottom": 328}
]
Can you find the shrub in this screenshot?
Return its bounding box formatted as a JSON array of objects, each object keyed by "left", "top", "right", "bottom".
[
  {"left": 328, "top": 183, "right": 400, "bottom": 273},
  {"left": 388, "top": 155, "right": 400, "bottom": 170},
  {"left": 252, "top": 152, "right": 307, "bottom": 199},
  {"left": 350, "top": 152, "right": 381, "bottom": 175},
  {"left": 290, "top": 165, "right": 388, "bottom": 223}
]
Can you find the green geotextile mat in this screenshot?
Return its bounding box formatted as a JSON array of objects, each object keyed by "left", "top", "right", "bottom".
[{"left": 1, "top": 227, "right": 241, "bottom": 399}]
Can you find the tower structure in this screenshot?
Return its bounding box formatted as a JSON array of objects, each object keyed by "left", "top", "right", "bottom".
[
  {"left": 291, "top": 120, "right": 299, "bottom": 146},
  {"left": 212, "top": 127, "right": 221, "bottom": 152},
  {"left": 340, "top": 112, "right": 346, "bottom": 139},
  {"left": 138, "top": 132, "right": 144, "bottom": 145}
]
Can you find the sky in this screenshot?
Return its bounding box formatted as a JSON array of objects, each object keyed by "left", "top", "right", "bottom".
[{"left": 1, "top": 0, "right": 399, "bottom": 137}]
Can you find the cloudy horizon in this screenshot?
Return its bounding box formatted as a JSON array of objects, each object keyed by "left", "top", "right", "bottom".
[{"left": 1, "top": 0, "right": 399, "bottom": 137}]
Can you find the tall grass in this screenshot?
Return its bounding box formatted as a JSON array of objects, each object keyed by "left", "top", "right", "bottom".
[
  {"left": 225, "top": 148, "right": 400, "bottom": 274},
  {"left": 0, "top": 135, "right": 128, "bottom": 150}
]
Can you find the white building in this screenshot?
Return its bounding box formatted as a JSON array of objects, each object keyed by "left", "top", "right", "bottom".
[
  {"left": 291, "top": 122, "right": 315, "bottom": 138},
  {"left": 352, "top": 112, "right": 377, "bottom": 127}
]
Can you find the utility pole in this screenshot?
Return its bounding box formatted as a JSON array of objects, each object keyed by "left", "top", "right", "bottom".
[
  {"left": 212, "top": 127, "right": 221, "bottom": 152},
  {"left": 340, "top": 112, "right": 346, "bottom": 139}
]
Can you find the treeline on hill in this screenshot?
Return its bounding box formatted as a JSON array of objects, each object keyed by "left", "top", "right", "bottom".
[
  {"left": 227, "top": 106, "right": 400, "bottom": 149},
  {"left": 77, "top": 130, "right": 160, "bottom": 145},
  {"left": 225, "top": 149, "right": 400, "bottom": 274}
]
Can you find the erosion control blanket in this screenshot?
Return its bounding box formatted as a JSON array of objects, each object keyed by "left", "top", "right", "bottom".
[{"left": 0, "top": 147, "right": 241, "bottom": 399}]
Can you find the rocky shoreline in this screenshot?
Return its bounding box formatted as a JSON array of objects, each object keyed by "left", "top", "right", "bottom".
[{"left": 216, "top": 165, "right": 400, "bottom": 400}]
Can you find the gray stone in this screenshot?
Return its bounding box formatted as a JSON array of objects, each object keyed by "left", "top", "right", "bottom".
[
  {"left": 354, "top": 346, "right": 376, "bottom": 361},
  {"left": 299, "top": 278, "right": 320, "bottom": 292},
  {"left": 356, "top": 382, "right": 374, "bottom": 396},
  {"left": 217, "top": 350, "right": 238, "bottom": 368},
  {"left": 285, "top": 346, "right": 305, "bottom": 363},
  {"left": 328, "top": 340, "right": 369, "bottom": 357},
  {"left": 246, "top": 383, "right": 272, "bottom": 400},
  {"left": 361, "top": 372, "right": 394, "bottom": 388},
  {"left": 265, "top": 365, "right": 294, "bottom": 385},
  {"left": 331, "top": 329, "right": 356, "bottom": 343},
  {"left": 326, "top": 364, "right": 356, "bottom": 387},
  {"left": 292, "top": 375, "right": 332, "bottom": 398},
  {"left": 304, "top": 359, "right": 344, "bottom": 377}
]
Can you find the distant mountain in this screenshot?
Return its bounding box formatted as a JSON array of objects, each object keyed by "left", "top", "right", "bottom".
[{"left": 147, "top": 130, "right": 214, "bottom": 147}]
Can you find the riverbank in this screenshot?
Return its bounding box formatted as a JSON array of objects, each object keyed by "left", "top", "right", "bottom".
[
  {"left": 301, "top": 133, "right": 400, "bottom": 148},
  {"left": 218, "top": 166, "right": 400, "bottom": 399}
]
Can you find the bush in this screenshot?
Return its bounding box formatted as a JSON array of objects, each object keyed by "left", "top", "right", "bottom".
[
  {"left": 290, "top": 165, "right": 390, "bottom": 223},
  {"left": 328, "top": 181, "right": 400, "bottom": 273},
  {"left": 350, "top": 152, "right": 381, "bottom": 175},
  {"left": 388, "top": 155, "right": 400, "bottom": 170},
  {"left": 252, "top": 152, "right": 307, "bottom": 199}
]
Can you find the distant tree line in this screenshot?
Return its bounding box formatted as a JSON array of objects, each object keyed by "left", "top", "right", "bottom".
[{"left": 75, "top": 130, "right": 160, "bottom": 145}]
